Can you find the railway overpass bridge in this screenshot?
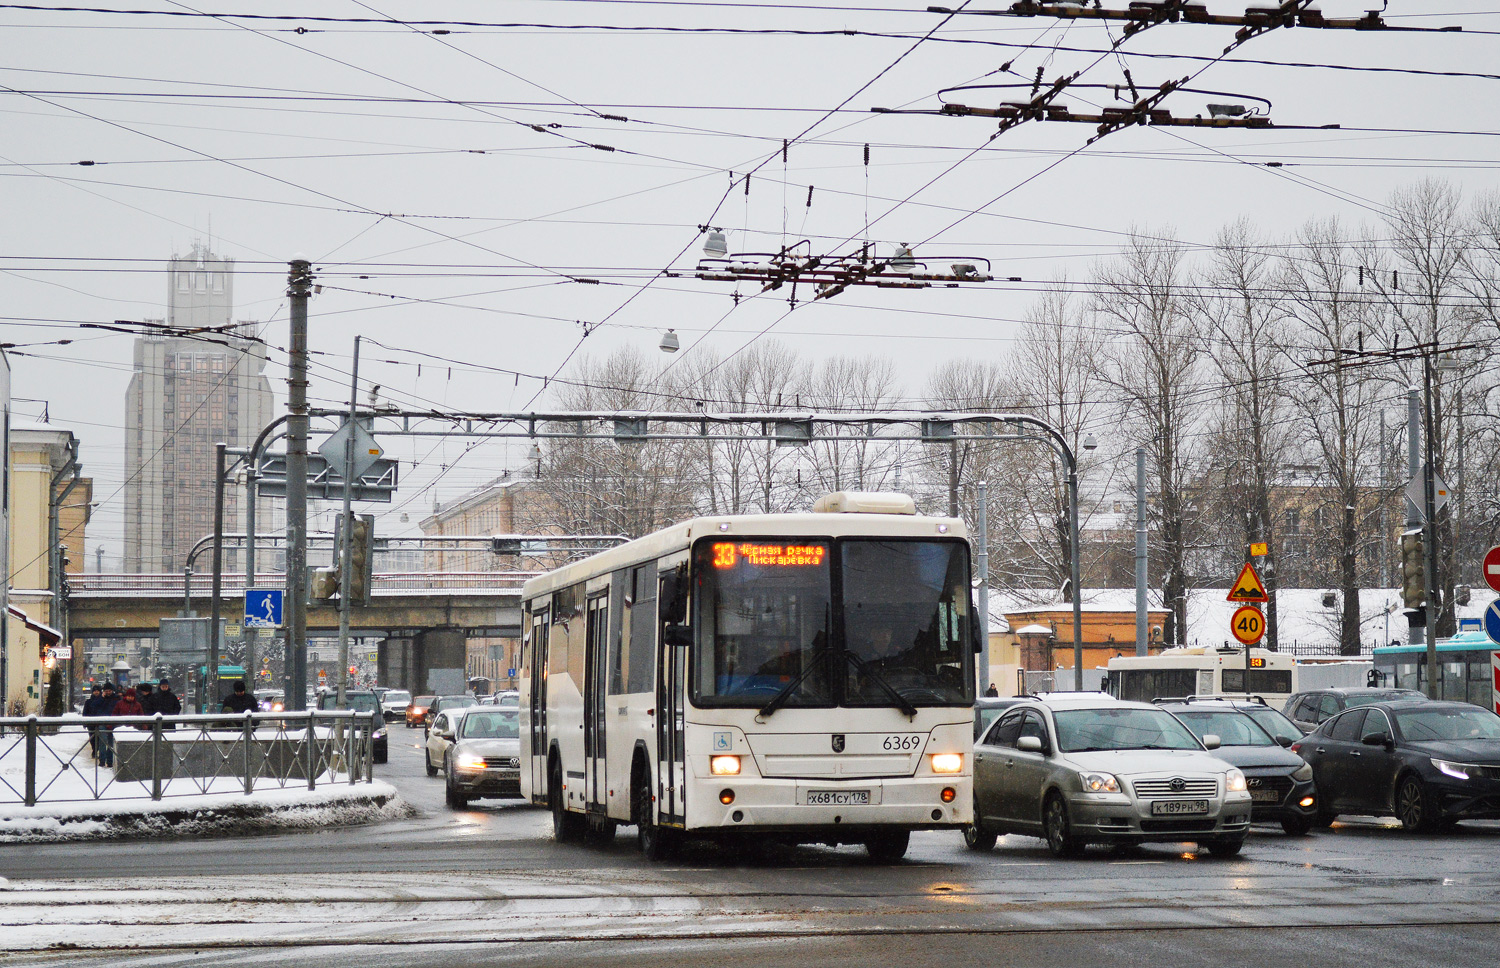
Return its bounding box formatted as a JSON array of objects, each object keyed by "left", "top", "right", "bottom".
[{"left": 66, "top": 572, "right": 526, "bottom": 693}]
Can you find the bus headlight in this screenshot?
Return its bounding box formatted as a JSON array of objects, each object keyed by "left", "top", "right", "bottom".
[
  {"left": 711, "top": 755, "right": 741, "bottom": 776},
  {"left": 930, "top": 753, "right": 963, "bottom": 774}
]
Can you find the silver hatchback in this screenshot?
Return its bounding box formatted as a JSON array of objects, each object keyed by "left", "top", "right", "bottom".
[{"left": 966, "top": 696, "right": 1253, "bottom": 857}]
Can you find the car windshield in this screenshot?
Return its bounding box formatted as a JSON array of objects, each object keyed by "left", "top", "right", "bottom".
[
  {"left": 384, "top": 691, "right": 411, "bottom": 704},
  {"left": 1175, "top": 710, "right": 1276, "bottom": 747},
  {"left": 332, "top": 694, "right": 380, "bottom": 713},
  {"left": 1395, "top": 706, "right": 1500, "bottom": 742},
  {"left": 1053, "top": 707, "right": 1203, "bottom": 752},
  {"left": 439, "top": 695, "right": 477, "bottom": 708},
  {"left": 1346, "top": 691, "right": 1422, "bottom": 708},
  {"left": 1244, "top": 707, "right": 1302, "bottom": 745},
  {"left": 691, "top": 537, "right": 974, "bottom": 709},
  {"left": 496, "top": 694, "right": 519, "bottom": 707},
  {"left": 460, "top": 710, "right": 520, "bottom": 739}
]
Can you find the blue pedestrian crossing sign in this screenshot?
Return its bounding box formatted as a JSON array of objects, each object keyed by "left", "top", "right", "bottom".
[
  {"left": 245, "top": 588, "right": 284, "bottom": 629},
  {"left": 1483, "top": 600, "right": 1500, "bottom": 646}
]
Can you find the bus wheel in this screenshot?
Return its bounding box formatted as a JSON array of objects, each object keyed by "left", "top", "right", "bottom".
[
  {"left": 550, "top": 761, "right": 586, "bottom": 843},
  {"left": 865, "top": 830, "right": 910, "bottom": 863},
  {"left": 634, "top": 773, "right": 674, "bottom": 860}
]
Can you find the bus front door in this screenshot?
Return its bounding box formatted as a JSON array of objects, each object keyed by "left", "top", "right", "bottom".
[
  {"left": 584, "top": 593, "right": 609, "bottom": 817},
  {"left": 528, "top": 609, "right": 550, "bottom": 802},
  {"left": 656, "top": 576, "right": 687, "bottom": 827}
]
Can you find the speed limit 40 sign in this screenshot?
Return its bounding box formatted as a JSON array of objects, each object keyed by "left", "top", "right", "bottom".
[{"left": 1231, "top": 605, "right": 1265, "bottom": 645}]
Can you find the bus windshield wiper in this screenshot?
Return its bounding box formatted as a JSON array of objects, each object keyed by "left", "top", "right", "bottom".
[
  {"left": 759, "top": 647, "right": 833, "bottom": 718},
  {"left": 842, "top": 651, "right": 919, "bottom": 718}
]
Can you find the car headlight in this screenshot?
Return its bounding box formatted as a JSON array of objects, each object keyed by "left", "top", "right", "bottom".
[
  {"left": 455, "top": 753, "right": 487, "bottom": 771},
  {"left": 930, "top": 753, "right": 963, "bottom": 774},
  {"left": 711, "top": 755, "right": 741, "bottom": 776},
  {"left": 1077, "top": 771, "right": 1119, "bottom": 793},
  {"left": 1225, "top": 768, "right": 1247, "bottom": 793},
  {"left": 1432, "top": 758, "right": 1472, "bottom": 780},
  {"left": 1291, "top": 762, "right": 1313, "bottom": 782}
]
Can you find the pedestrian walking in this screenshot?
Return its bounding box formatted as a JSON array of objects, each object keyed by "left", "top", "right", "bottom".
[
  {"left": 154, "top": 678, "right": 182, "bottom": 729},
  {"left": 81, "top": 685, "right": 108, "bottom": 759},
  {"left": 220, "top": 681, "right": 257, "bottom": 714}
]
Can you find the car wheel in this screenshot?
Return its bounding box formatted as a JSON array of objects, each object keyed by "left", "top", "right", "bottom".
[
  {"left": 1395, "top": 773, "right": 1438, "bottom": 833},
  {"left": 634, "top": 770, "right": 674, "bottom": 860},
  {"left": 1281, "top": 815, "right": 1313, "bottom": 837},
  {"left": 445, "top": 773, "right": 469, "bottom": 810},
  {"left": 1204, "top": 835, "right": 1245, "bottom": 857},
  {"left": 550, "top": 760, "right": 586, "bottom": 843},
  {"left": 962, "top": 821, "right": 998, "bottom": 852},
  {"left": 1043, "top": 793, "right": 1085, "bottom": 858},
  {"left": 424, "top": 748, "right": 438, "bottom": 777},
  {"left": 864, "top": 830, "right": 910, "bottom": 863}
]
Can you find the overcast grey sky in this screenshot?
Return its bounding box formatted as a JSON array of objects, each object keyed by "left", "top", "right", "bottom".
[{"left": 4, "top": 1, "right": 1499, "bottom": 564}]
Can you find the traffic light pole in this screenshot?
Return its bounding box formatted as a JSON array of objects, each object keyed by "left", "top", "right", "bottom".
[{"left": 335, "top": 336, "right": 361, "bottom": 710}]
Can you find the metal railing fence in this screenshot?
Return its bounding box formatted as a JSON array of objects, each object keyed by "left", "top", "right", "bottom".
[
  {"left": 0, "top": 710, "right": 380, "bottom": 808},
  {"left": 69, "top": 572, "right": 531, "bottom": 596}
]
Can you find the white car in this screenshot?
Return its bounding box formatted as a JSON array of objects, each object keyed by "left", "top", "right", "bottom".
[{"left": 377, "top": 689, "right": 411, "bottom": 722}]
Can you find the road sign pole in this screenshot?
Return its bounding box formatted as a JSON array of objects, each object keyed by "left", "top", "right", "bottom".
[{"left": 336, "top": 337, "right": 361, "bottom": 712}]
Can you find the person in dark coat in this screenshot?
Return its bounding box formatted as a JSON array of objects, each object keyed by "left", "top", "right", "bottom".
[
  {"left": 154, "top": 678, "right": 182, "bottom": 728},
  {"left": 136, "top": 681, "right": 155, "bottom": 715},
  {"left": 221, "top": 681, "right": 257, "bottom": 714},
  {"left": 82, "top": 685, "right": 108, "bottom": 758}
]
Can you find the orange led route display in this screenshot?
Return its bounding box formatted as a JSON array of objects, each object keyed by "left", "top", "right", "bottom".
[{"left": 710, "top": 542, "right": 827, "bottom": 568}]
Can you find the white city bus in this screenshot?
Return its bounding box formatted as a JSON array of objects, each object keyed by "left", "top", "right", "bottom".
[
  {"left": 519, "top": 492, "right": 977, "bottom": 862},
  {"left": 1106, "top": 645, "right": 1297, "bottom": 708}
]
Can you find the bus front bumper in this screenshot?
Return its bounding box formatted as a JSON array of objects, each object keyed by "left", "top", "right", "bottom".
[{"left": 683, "top": 775, "right": 971, "bottom": 832}]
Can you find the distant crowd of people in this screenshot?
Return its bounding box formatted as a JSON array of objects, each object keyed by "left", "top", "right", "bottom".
[{"left": 80, "top": 678, "right": 183, "bottom": 767}]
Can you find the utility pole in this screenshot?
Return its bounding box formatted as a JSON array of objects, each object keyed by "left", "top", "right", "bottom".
[
  {"left": 335, "top": 336, "right": 361, "bottom": 710},
  {"left": 976, "top": 480, "right": 989, "bottom": 696},
  {"left": 242, "top": 446, "right": 257, "bottom": 695},
  {"left": 1406, "top": 388, "right": 1425, "bottom": 651},
  {"left": 1421, "top": 362, "right": 1441, "bottom": 698},
  {"left": 207, "top": 442, "right": 226, "bottom": 710},
  {"left": 1135, "top": 447, "right": 1148, "bottom": 657},
  {"left": 286, "top": 258, "right": 312, "bottom": 711}
]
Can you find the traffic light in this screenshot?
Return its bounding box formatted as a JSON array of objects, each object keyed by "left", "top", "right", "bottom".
[
  {"left": 346, "top": 514, "right": 375, "bottom": 605},
  {"left": 1400, "top": 528, "right": 1425, "bottom": 611}
]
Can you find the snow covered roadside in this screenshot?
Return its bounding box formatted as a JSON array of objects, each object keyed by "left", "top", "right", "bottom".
[{"left": 0, "top": 780, "right": 411, "bottom": 843}]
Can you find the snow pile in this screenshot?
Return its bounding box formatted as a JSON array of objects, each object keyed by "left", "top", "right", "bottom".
[{"left": 0, "top": 781, "right": 410, "bottom": 843}]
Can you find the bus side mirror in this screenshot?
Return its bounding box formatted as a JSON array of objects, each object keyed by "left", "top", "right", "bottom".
[
  {"left": 660, "top": 566, "right": 689, "bottom": 624},
  {"left": 664, "top": 624, "right": 692, "bottom": 648},
  {"left": 972, "top": 605, "right": 984, "bottom": 655}
]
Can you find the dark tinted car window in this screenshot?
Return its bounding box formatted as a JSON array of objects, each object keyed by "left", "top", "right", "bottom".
[
  {"left": 1292, "top": 696, "right": 1317, "bottom": 721},
  {"left": 1317, "top": 695, "right": 1341, "bottom": 721},
  {"left": 1329, "top": 709, "right": 1367, "bottom": 742},
  {"left": 1395, "top": 705, "right": 1500, "bottom": 741},
  {"left": 1362, "top": 708, "right": 1393, "bottom": 741},
  {"left": 988, "top": 710, "right": 1024, "bottom": 748},
  {"left": 1018, "top": 711, "right": 1048, "bottom": 749}
]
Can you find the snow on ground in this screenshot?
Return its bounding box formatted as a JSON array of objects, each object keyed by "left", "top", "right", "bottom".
[{"left": 0, "top": 725, "right": 409, "bottom": 843}]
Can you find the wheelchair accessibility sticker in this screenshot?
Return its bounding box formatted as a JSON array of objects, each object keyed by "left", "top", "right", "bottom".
[{"left": 713, "top": 731, "right": 733, "bottom": 751}]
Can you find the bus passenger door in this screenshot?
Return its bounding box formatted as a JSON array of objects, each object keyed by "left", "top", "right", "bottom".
[
  {"left": 584, "top": 593, "right": 609, "bottom": 816},
  {"left": 657, "top": 574, "right": 687, "bottom": 827},
  {"left": 528, "top": 609, "right": 551, "bottom": 802}
]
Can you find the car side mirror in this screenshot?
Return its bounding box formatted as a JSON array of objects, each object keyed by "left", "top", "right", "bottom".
[
  {"left": 1016, "top": 735, "right": 1044, "bottom": 754},
  {"left": 1202, "top": 734, "right": 1221, "bottom": 750},
  {"left": 1361, "top": 732, "right": 1392, "bottom": 749},
  {"left": 1275, "top": 735, "right": 1294, "bottom": 748}
]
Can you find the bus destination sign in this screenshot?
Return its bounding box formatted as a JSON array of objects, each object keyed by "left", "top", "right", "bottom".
[{"left": 711, "top": 542, "right": 827, "bottom": 569}]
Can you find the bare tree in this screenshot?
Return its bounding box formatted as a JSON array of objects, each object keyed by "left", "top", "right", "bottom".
[
  {"left": 1094, "top": 231, "right": 1204, "bottom": 646},
  {"left": 1187, "top": 219, "right": 1294, "bottom": 649},
  {"left": 805, "top": 354, "right": 905, "bottom": 496},
  {"left": 1282, "top": 217, "right": 1386, "bottom": 654}
]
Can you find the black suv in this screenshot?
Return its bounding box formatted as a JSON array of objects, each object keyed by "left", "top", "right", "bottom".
[
  {"left": 1157, "top": 698, "right": 1318, "bottom": 835},
  {"left": 1284, "top": 688, "right": 1427, "bottom": 731},
  {"left": 316, "top": 690, "right": 388, "bottom": 763}
]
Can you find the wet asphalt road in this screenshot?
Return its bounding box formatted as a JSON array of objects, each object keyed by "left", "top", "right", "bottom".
[{"left": 3, "top": 723, "right": 1498, "bottom": 967}]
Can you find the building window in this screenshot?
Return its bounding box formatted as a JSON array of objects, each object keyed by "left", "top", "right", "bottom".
[{"left": 1284, "top": 509, "right": 1300, "bottom": 534}]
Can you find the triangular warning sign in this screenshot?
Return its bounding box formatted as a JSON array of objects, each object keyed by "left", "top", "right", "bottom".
[{"left": 1226, "top": 561, "right": 1269, "bottom": 603}]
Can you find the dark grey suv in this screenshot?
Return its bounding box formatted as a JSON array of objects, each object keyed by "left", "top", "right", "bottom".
[{"left": 1284, "top": 688, "right": 1427, "bottom": 732}]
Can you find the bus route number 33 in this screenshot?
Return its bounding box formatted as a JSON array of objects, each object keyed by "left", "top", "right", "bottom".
[{"left": 882, "top": 734, "right": 923, "bottom": 751}]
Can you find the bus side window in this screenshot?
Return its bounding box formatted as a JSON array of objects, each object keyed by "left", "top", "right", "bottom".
[
  {"left": 608, "top": 569, "right": 629, "bottom": 696},
  {"left": 627, "top": 564, "right": 656, "bottom": 693}
]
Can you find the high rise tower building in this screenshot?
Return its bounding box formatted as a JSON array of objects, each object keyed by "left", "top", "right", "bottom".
[{"left": 123, "top": 243, "right": 275, "bottom": 573}]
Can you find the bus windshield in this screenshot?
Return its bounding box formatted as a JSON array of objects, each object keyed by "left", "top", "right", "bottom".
[{"left": 691, "top": 537, "right": 973, "bottom": 709}]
